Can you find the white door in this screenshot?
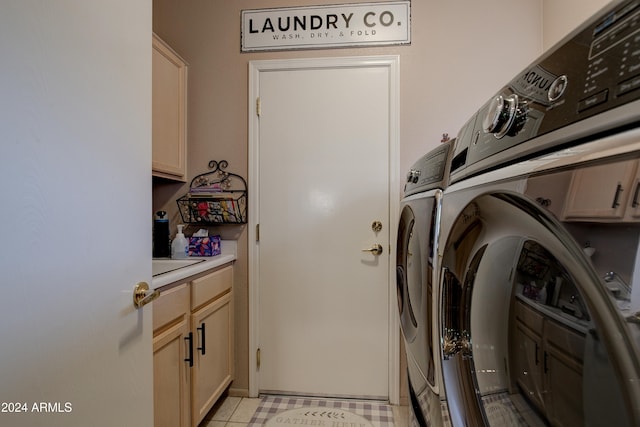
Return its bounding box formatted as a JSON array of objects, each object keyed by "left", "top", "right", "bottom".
[
  {"left": 249, "top": 57, "right": 400, "bottom": 399},
  {"left": 0, "top": 2, "right": 153, "bottom": 427}
]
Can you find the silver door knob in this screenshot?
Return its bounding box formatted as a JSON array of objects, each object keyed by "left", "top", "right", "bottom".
[{"left": 362, "top": 244, "right": 383, "bottom": 256}]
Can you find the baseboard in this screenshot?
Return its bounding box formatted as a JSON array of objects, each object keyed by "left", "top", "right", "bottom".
[{"left": 228, "top": 387, "right": 250, "bottom": 398}]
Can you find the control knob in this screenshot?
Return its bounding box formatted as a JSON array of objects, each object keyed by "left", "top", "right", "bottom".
[
  {"left": 406, "top": 169, "right": 420, "bottom": 184},
  {"left": 483, "top": 94, "right": 524, "bottom": 139}
]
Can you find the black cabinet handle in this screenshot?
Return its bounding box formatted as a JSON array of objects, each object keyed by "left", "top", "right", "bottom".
[
  {"left": 184, "top": 332, "right": 194, "bottom": 367},
  {"left": 632, "top": 182, "right": 640, "bottom": 208},
  {"left": 197, "top": 323, "right": 206, "bottom": 355},
  {"left": 612, "top": 183, "right": 623, "bottom": 208},
  {"left": 534, "top": 342, "right": 539, "bottom": 365}
]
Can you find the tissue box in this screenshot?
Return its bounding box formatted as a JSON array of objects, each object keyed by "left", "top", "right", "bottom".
[{"left": 188, "top": 235, "right": 221, "bottom": 257}]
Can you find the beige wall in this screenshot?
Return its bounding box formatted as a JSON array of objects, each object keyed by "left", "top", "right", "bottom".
[
  {"left": 542, "top": 0, "right": 610, "bottom": 50},
  {"left": 152, "top": 0, "right": 543, "bottom": 396}
]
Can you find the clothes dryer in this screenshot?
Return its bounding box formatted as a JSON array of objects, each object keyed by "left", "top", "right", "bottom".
[
  {"left": 397, "top": 141, "right": 452, "bottom": 426},
  {"left": 435, "top": 1, "right": 640, "bottom": 425}
]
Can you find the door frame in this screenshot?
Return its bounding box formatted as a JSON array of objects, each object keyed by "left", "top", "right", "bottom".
[{"left": 248, "top": 56, "right": 401, "bottom": 403}]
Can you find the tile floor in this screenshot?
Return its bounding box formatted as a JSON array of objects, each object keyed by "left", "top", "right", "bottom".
[{"left": 200, "top": 394, "right": 409, "bottom": 427}]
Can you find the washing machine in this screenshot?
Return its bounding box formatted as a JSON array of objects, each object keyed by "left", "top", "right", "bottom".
[
  {"left": 397, "top": 141, "right": 452, "bottom": 426},
  {"left": 435, "top": 1, "right": 640, "bottom": 426}
]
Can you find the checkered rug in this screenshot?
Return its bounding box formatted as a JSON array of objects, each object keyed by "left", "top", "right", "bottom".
[{"left": 248, "top": 395, "right": 395, "bottom": 426}]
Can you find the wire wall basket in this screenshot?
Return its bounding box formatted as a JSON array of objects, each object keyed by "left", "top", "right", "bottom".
[{"left": 176, "top": 160, "right": 247, "bottom": 224}]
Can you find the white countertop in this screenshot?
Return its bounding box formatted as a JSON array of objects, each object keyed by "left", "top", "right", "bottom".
[
  {"left": 516, "top": 293, "right": 590, "bottom": 334},
  {"left": 151, "top": 240, "right": 237, "bottom": 289}
]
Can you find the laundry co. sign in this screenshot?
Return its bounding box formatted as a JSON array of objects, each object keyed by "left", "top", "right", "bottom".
[{"left": 241, "top": 2, "right": 410, "bottom": 52}]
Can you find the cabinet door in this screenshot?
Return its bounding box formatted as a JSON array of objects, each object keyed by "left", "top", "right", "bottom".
[
  {"left": 543, "top": 320, "right": 584, "bottom": 427},
  {"left": 153, "top": 284, "right": 191, "bottom": 427},
  {"left": 191, "top": 290, "right": 234, "bottom": 427},
  {"left": 191, "top": 265, "right": 233, "bottom": 310},
  {"left": 152, "top": 34, "right": 187, "bottom": 181},
  {"left": 513, "top": 320, "right": 544, "bottom": 411},
  {"left": 562, "top": 159, "right": 638, "bottom": 220},
  {"left": 543, "top": 344, "right": 583, "bottom": 427},
  {"left": 153, "top": 318, "right": 191, "bottom": 427},
  {"left": 625, "top": 172, "right": 640, "bottom": 220}
]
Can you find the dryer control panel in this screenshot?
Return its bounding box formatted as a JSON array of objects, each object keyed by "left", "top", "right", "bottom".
[
  {"left": 450, "top": 0, "right": 640, "bottom": 183},
  {"left": 404, "top": 140, "right": 452, "bottom": 197}
]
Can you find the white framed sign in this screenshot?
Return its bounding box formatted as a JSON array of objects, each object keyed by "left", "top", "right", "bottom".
[{"left": 241, "top": 2, "right": 411, "bottom": 52}]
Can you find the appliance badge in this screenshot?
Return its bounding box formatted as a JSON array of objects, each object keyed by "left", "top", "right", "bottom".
[{"left": 511, "top": 65, "right": 561, "bottom": 106}]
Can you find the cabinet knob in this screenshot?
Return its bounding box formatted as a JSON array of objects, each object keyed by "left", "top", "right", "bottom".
[
  {"left": 185, "top": 332, "right": 194, "bottom": 367},
  {"left": 612, "top": 183, "right": 623, "bottom": 208},
  {"left": 632, "top": 182, "right": 640, "bottom": 208},
  {"left": 197, "top": 323, "right": 206, "bottom": 355}
]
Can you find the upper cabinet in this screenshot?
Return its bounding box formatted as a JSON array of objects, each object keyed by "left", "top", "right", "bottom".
[
  {"left": 152, "top": 34, "right": 188, "bottom": 182},
  {"left": 561, "top": 159, "right": 640, "bottom": 221}
]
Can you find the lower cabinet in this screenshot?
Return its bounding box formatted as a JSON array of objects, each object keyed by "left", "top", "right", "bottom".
[
  {"left": 153, "top": 283, "right": 191, "bottom": 427},
  {"left": 153, "top": 264, "right": 234, "bottom": 427},
  {"left": 512, "top": 300, "right": 585, "bottom": 427},
  {"left": 543, "top": 320, "right": 584, "bottom": 427},
  {"left": 513, "top": 320, "right": 544, "bottom": 411},
  {"left": 191, "top": 271, "right": 234, "bottom": 425}
]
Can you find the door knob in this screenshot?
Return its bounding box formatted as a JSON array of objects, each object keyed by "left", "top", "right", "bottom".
[
  {"left": 133, "top": 282, "right": 159, "bottom": 308},
  {"left": 362, "top": 244, "right": 383, "bottom": 256}
]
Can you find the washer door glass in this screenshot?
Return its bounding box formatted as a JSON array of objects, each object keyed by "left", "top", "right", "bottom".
[
  {"left": 440, "top": 191, "right": 638, "bottom": 427},
  {"left": 397, "top": 199, "right": 437, "bottom": 386}
]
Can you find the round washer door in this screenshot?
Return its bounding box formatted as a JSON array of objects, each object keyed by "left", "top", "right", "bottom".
[
  {"left": 438, "top": 191, "right": 640, "bottom": 427},
  {"left": 397, "top": 197, "right": 438, "bottom": 386},
  {"left": 397, "top": 204, "right": 419, "bottom": 343}
]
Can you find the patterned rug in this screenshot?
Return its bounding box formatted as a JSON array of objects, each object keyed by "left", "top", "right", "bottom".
[{"left": 248, "top": 395, "right": 395, "bottom": 426}]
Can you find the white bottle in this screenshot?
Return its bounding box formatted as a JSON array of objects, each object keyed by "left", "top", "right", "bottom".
[
  {"left": 538, "top": 283, "right": 547, "bottom": 305},
  {"left": 171, "top": 224, "right": 189, "bottom": 259}
]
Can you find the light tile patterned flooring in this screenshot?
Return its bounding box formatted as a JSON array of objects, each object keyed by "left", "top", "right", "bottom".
[{"left": 200, "top": 394, "right": 409, "bottom": 427}]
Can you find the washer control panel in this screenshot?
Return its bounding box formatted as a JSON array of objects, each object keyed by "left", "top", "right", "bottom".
[{"left": 451, "top": 0, "right": 640, "bottom": 182}]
